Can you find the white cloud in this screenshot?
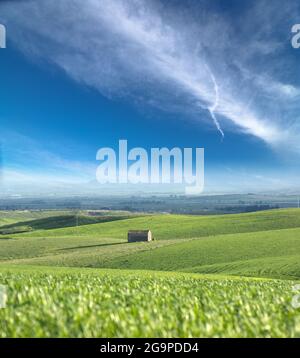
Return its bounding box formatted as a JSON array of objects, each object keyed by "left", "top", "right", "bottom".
[{"left": 0, "top": 0, "right": 299, "bottom": 150}]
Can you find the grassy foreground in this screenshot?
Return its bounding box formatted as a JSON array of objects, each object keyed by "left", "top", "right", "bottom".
[
  {"left": 1, "top": 209, "right": 300, "bottom": 338},
  {"left": 0, "top": 266, "right": 299, "bottom": 338}
]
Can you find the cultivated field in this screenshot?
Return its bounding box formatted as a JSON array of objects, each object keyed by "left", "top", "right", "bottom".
[
  {"left": 0, "top": 209, "right": 300, "bottom": 337},
  {"left": 0, "top": 266, "right": 299, "bottom": 338}
]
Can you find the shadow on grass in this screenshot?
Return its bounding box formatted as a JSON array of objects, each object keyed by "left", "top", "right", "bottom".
[{"left": 57, "top": 241, "right": 127, "bottom": 251}]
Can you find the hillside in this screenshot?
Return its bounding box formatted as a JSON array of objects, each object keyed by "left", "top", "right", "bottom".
[
  {"left": 0, "top": 214, "right": 136, "bottom": 235},
  {"left": 1, "top": 209, "right": 300, "bottom": 338},
  {"left": 0, "top": 210, "right": 74, "bottom": 227},
  {"left": 103, "top": 227, "right": 300, "bottom": 279},
  {"left": 7, "top": 208, "right": 300, "bottom": 240},
  {"left": 0, "top": 209, "right": 300, "bottom": 280}
]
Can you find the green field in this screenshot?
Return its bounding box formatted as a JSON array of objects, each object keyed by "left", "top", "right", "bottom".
[
  {"left": 9, "top": 208, "right": 300, "bottom": 240},
  {"left": 0, "top": 208, "right": 300, "bottom": 337},
  {"left": 0, "top": 210, "right": 75, "bottom": 226},
  {"left": 0, "top": 211, "right": 139, "bottom": 234},
  {"left": 0, "top": 266, "right": 299, "bottom": 338}
]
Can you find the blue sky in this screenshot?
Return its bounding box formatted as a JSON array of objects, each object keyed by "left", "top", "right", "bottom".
[{"left": 1, "top": 0, "right": 300, "bottom": 195}]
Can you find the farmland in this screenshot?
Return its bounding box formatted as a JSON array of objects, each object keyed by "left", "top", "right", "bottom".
[
  {"left": 0, "top": 208, "right": 300, "bottom": 337},
  {"left": 0, "top": 266, "right": 299, "bottom": 338}
]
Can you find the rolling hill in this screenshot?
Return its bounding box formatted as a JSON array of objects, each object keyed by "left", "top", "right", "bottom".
[
  {"left": 0, "top": 213, "right": 136, "bottom": 235},
  {"left": 0, "top": 208, "right": 299, "bottom": 280},
  {"left": 6, "top": 208, "right": 300, "bottom": 240},
  {"left": 103, "top": 227, "right": 300, "bottom": 279},
  {"left": 1, "top": 208, "right": 300, "bottom": 338},
  {"left": 0, "top": 210, "right": 74, "bottom": 226}
]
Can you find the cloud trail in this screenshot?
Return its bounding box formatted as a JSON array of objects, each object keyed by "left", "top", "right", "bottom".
[{"left": 205, "top": 64, "right": 224, "bottom": 139}]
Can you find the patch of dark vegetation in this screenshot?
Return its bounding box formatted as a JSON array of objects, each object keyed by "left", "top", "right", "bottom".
[
  {"left": 218, "top": 204, "right": 280, "bottom": 214},
  {"left": 0, "top": 215, "right": 135, "bottom": 234}
]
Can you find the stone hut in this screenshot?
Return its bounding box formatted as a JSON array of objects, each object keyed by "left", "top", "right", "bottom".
[{"left": 128, "top": 230, "right": 152, "bottom": 243}]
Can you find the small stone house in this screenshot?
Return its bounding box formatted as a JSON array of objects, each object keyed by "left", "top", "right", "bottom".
[{"left": 128, "top": 230, "right": 153, "bottom": 243}]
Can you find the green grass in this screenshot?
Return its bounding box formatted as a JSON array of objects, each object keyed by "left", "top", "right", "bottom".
[
  {"left": 1, "top": 209, "right": 300, "bottom": 338},
  {"left": 182, "top": 255, "right": 300, "bottom": 280},
  {"left": 2, "top": 226, "right": 299, "bottom": 281},
  {"left": 0, "top": 266, "right": 299, "bottom": 338},
  {"left": 0, "top": 210, "right": 74, "bottom": 226},
  {"left": 0, "top": 214, "right": 135, "bottom": 235},
  {"left": 9, "top": 208, "right": 300, "bottom": 241},
  {"left": 0, "top": 209, "right": 300, "bottom": 281},
  {"left": 0, "top": 236, "right": 182, "bottom": 267},
  {"left": 102, "top": 227, "right": 300, "bottom": 279}
]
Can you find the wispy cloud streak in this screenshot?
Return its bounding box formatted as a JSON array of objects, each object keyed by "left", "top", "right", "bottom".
[{"left": 205, "top": 64, "right": 224, "bottom": 138}]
